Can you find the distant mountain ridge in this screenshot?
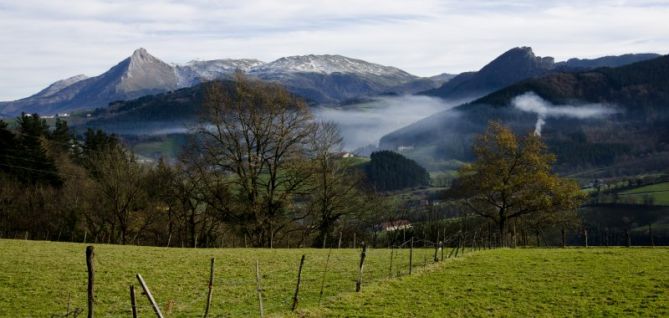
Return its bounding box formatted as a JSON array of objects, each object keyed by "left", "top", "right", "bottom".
[
  {"left": 421, "top": 47, "right": 661, "bottom": 100},
  {"left": 0, "top": 49, "right": 426, "bottom": 116}
]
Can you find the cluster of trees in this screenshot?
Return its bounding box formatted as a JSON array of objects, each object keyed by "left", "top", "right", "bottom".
[
  {"left": 1, "top": 75, "right": 590, "bottom": 249},
  {"left": 0, "top": 75, "right": 385, "bottom": 247},
  {"left": 364, "top": 151, "right": 430, "bottom": 191}
]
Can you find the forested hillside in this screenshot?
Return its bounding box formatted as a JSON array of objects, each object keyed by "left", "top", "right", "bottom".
[
  {"left": 381, "top": 55, "right": 669, "bottom": 177},
  {"left": 363, "top": 151, "right": 430, "bottom": 191}
]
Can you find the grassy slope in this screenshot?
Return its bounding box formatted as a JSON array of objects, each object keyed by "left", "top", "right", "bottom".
[
  {"left": 308, "top": 248, "right": 669, "bottom": 317},
  {"left": 620, "top": 182, "right": 669, "bottom": 205},
  {"left": 0, "top": 240, "right": 436, "bottom": 317},
  {"left": 1, "top": 240, "right": 667, "bottom": 317}
]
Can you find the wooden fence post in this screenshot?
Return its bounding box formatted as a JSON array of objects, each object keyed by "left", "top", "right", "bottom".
[
  {"left": 86, "top": 246, "right": 94, "bottom": 318},
  {"left": 389, "top": 246, "right": 394, "bottom": 278},
  {"left": 440, "top": 241, "right": 444, "bottom": 261},
  {"left": 291, "top": 255, "right": 306, "bottom": 311},
  {"left": 355, "top": 242, "right": 367, "bottom": 292},
  {"left": 318, "top": 248, "right": 333, "bottom": 305},
  {"left": 66, "top": 291, "right": 71, "bottom": 317},
  {"left": 322, "top": 233, "right": 328, "bottom": 249},
  {"left": 136, "top": 274, "right": 165, "bottom": 318},
  {"left": 130, "top": 285, "right": 137, "bottom": 318},
  {"left": 255, "top": 260, "right": 264, "bottom": 318},
  {"left": 433, "top": 241, "right": 440, "bottom": 262},
  {"left": 453, "top": 238, "right": 461, "bottom": 258},
  {"left": 338, "top": 232, "right": 342, "bottom": 249},
  {"left": 584, "top": 228, "right": 589, "bottom": 248},
  {"left": 409, "top": 237, "right": 414, "bottom": 275},
  {"left": 203, "top": 258, "right": 215, "bottom": 318},
  {"left": 353, "top": 233, "right": 356, "bottom": 249}
]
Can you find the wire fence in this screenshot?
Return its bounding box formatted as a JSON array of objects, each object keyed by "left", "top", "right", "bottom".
[{"left": 11, "top": 237, "right": 489, "bottom": 317}]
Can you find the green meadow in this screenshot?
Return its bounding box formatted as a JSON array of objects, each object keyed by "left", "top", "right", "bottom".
[{"left": 0, "top": 240, "right": 667, "bottom": 317}]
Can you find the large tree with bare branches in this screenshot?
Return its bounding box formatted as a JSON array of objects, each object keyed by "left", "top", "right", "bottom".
[{"left": 193, "top": 74, "right": 315, "bottom": 247}]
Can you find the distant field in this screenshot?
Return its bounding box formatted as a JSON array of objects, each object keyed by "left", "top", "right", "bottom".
[
  {"left": 620, "top": 182, "right": 669, "bottom": 205},
  {"left": 1, "top": 241, "right": 667, "bottom": 317}
]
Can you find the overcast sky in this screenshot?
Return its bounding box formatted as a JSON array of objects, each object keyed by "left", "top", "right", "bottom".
[{"left": 1, "top": 0, "right": 668, "bottom": 100}]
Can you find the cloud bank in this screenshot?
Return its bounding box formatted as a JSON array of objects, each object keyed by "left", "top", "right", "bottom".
[
  {"left": 512, "top": 92, "right": 617, "bottom": 135},
  {"left": 1, "top": 0, "right": 669, "bottom": 100},
  {"left": 314, "top": 95, "right": 462, "bottom": 150}
]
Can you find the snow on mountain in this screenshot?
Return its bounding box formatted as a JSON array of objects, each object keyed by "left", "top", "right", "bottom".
[
  {"left": 250, "top": 54, "right": 413, "bottom": 78},
  {"left": 175, "top": 59, "right": 265, "bottom": 87},
  {"left": 31, "top": 74, "right": 89, "bottom": 98}
]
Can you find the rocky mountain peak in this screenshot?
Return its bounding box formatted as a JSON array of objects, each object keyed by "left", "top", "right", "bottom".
[{"left": 480, "top": 46, "right": 555, "bottom": 74}]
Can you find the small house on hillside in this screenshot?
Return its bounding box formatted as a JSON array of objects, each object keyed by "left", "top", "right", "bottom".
[{"left": 379, "top": 219, "right": 412, "bottom": 232}]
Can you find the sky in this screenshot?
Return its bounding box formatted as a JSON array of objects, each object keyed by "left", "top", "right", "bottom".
[{"left": 1, "top": 0, "right": 668, "bottom": 101}]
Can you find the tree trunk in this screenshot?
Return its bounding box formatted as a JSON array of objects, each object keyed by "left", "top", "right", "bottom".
[{"left": 561, "top": 226, "right": 566, "bottom": 248}]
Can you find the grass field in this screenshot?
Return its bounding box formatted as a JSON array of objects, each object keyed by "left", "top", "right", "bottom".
[
  {"left": 311, "top": 248, "right": 669, "bottom": 317},
  {"left": 0, "top": 239, "right": 437, "bottom": 317},
  {"left": 1, "top": 240, "right": 667, "bottom": 317},
  {"left": 620, "top": 182, "right": 669, "bottom": 206}
]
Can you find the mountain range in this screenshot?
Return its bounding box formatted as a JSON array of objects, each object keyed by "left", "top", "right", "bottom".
[
  {"left": 0, "top": 49, "right": 443, "bottom": 116},
  {"left": 1, "top": 47, "right": 659, "bottom": 117}
]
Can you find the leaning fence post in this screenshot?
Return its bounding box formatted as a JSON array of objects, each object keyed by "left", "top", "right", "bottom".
[
  {"left": 318, "top": 248, "right": 333, "bottom": 305},
  {"left": 409, "top": 237, "right": 414, "bottom": 275},
  {"left": 255, "top": 260, "right": 265, "bottom": 318},
  {"left": 130, "top": 285, "right": 137, "bottom": 318},
  {"left": 136, "top": 274, "right": 165, "bottom": 318},
  {"left": 86, "top": 246, "right": 94, "bottom": 318},
  {"left": 203, "top": 258, "right": 215, "bottom": 318},
  {"left": 355, "top": 242, "right": 367, "bottom": 292},
  {"left": 291, "top": 255, "right": 306, "bottom": 311}
]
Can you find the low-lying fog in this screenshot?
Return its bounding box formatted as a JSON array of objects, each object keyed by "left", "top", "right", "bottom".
[{"left": 313, "top": 95, "right": 466, "bottom": 151}]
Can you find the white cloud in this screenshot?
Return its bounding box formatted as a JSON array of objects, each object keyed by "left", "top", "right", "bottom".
[
  {"left": 0, "top": 0, "right": 668, "bottom": 100},
  {"left": 512, "top": 92, "right": 619, "bottom": 135}
]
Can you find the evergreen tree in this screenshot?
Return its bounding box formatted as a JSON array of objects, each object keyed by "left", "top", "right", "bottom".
[
  {"left": 364, "top": 151, "right": 430, "bottom": 191},
  {"left": 14, "top": 114, "right": 62, "bottom": 187}
]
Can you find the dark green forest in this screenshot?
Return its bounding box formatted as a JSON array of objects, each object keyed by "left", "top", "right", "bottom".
[{"left": 364, "top": 151, "right": 430, "bottom": 191}]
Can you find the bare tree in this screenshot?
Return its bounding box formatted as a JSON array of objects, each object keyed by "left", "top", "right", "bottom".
[
  {"left": 88, "top": 146, "right": 148, "bottom": 244},
  {"left": 192, "top": 74, "right": 315, "bottom": 247},
  {"left": 305, "top": 122, "right": 368, "bottom": 246}
]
